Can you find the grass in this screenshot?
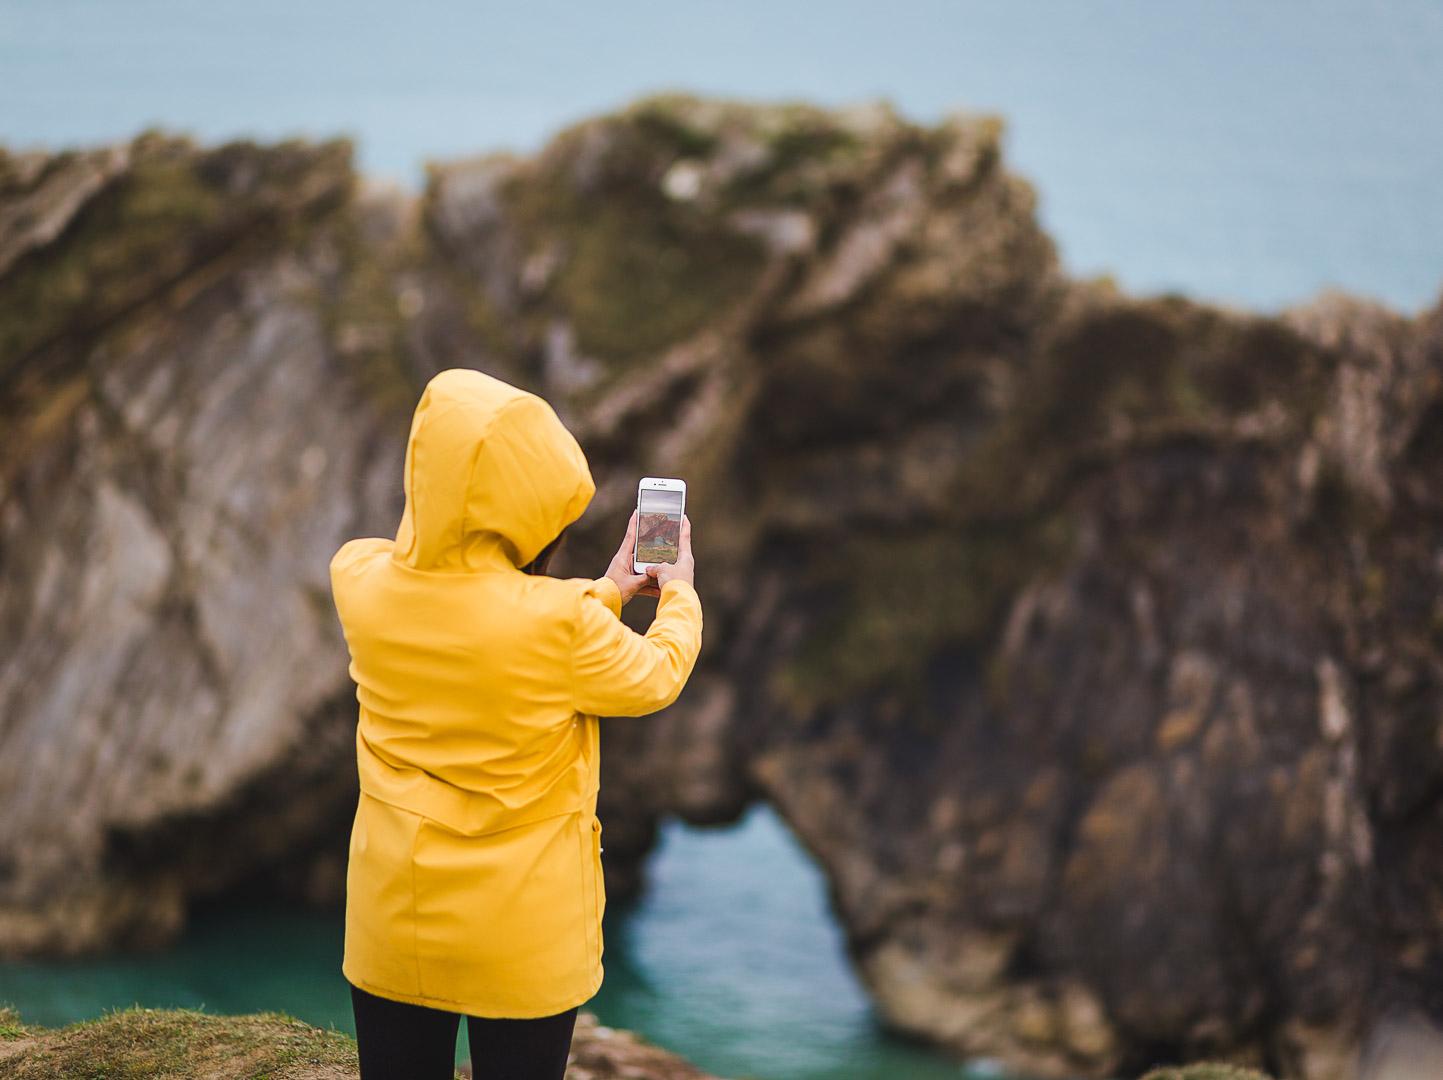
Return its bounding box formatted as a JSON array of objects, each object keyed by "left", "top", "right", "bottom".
[
  {"left": 0, "top": 1003, "right": 378, "bottom": 1080},
  {"left": 1138, "top": 1065, "right": 1275, "bottom": 1080}
]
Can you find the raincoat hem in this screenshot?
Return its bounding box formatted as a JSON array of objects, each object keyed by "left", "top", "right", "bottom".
[{"left": 342, "top": 967, "right": 604, "bottom": 1020}]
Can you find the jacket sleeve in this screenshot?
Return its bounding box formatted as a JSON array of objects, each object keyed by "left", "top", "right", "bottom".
[{"left": 571, "top": 575, "right": 703, "bottom": 717}]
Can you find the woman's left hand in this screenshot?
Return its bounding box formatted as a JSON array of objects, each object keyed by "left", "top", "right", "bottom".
[{"left": 604, "top": 510, "right": 661, "bottom": 605}]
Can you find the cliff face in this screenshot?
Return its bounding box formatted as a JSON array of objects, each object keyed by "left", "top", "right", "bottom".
[
  {"left": 2, "top": 95, "right": 1441, "bottom": 1080},
  {"left": 0, "top": 132, "right": 404, "bottom": 952}
]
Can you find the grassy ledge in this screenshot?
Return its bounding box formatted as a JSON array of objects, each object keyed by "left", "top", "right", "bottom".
[
  {"left": 0, "top": 1003, "right": 359, "bottom": 1079},
  {"left": 1138, "top": 1065, "right": 1275, "bottom": 1080}
]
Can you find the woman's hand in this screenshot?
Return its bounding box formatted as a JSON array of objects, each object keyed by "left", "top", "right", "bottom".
[
  {"left": 604, "top": 511, "right": 661, "bottom": 605},
  {"left": 645, "top": 514, "right": 694, "bottom": 592}
]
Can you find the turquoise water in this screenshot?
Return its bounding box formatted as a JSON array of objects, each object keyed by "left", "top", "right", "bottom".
[
  {"left": 0, "top": 804, "right": 991, "bottom": 1079},
  {"left": 2, "top": 1, "right": 1440, "bottom": 313}
]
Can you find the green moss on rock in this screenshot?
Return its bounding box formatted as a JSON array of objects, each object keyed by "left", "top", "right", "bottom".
[
  {"left": 500, "top": 152, "right": 765, "bottom": 371},
  {"left": 307, "top": 195, "right": 424, "bottom": 417},
  {"left": 779, "top": 514, "right": 1076, "bottom": 709},
  {"left": 551, "top": 189, "right": 763, "bottom": 365},
  {"left": 626, "top": 96, "right": 724, "bottom": 160},
  {"left": 0, "top": 140, "right": 224, "bottom": 370},
  {"left": 0, "top": 130, "right": 352, "bottom": 382},
  {"left": 766, "top": 286, "right": 1338, "bottom": 712}
]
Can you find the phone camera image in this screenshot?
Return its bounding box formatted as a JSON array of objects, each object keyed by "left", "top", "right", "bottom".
[{"left": 636, "top": 488, "right": 684, "bottom": 564}]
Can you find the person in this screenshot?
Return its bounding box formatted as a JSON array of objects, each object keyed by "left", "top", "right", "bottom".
[{"left": 328, "top": 367, "right": 703, "bottom": 1079}]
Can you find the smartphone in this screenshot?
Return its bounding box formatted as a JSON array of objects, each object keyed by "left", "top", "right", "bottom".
[{"left": 632, "top": 477, "right": 686, "bottom": 575}]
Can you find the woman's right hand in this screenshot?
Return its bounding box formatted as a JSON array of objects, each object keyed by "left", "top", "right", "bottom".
[{"left": 646, "top": 514, "right": 694, "bottom": 592}]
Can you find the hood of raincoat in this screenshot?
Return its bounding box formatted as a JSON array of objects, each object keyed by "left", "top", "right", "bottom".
[{"left": 392, "top": 368, "right": 596, "bottom": 572}]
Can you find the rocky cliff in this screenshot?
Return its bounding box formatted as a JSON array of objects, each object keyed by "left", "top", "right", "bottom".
[{"left": 2, "top": 94, "right": 1441, "bottom": 1080}]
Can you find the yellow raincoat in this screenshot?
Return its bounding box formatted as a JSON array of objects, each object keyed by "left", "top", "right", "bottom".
[{"left": 329, "top": 368, "right": 703, "bottom": 1018}]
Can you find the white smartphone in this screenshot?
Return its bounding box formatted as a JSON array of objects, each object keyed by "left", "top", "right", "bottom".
[{"left": 632, "top": 476, "right": 686, "bottom": 575}]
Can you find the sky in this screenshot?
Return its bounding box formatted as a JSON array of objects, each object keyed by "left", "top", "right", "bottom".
[{"left": 3, "top": 0, "right": 1441, "bottom": 312}]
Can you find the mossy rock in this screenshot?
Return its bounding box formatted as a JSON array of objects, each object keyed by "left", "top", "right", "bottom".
[
  {"left": 477, "top": 90, "right": 937, "bottom": 380},
  {"left": 777, "top": 514, "right": 1076, "bottom": 710},
  {"left": 0, "top": 130, "right": 351, "bottom": 381},
  {"left": 498, "top": 151, "right": 766, "bottom": 372}
]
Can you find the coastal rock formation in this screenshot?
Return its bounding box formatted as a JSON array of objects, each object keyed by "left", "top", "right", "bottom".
[{"left": 2, "top": 95, "right": 1441, "bottom": 1080}]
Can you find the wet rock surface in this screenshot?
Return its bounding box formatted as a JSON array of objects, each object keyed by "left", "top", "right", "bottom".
[{"left": 2, "top": 94, "right": 1441, "bottom": 1079}]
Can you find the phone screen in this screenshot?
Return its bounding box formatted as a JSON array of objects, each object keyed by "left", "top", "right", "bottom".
[{"left": 636, "top": 488, "right": 684, "bottom": 564}]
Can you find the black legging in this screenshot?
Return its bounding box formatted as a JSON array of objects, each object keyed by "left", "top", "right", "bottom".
[{"left": 349, "top": 982, "right": 579, "bottom": 1080}]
